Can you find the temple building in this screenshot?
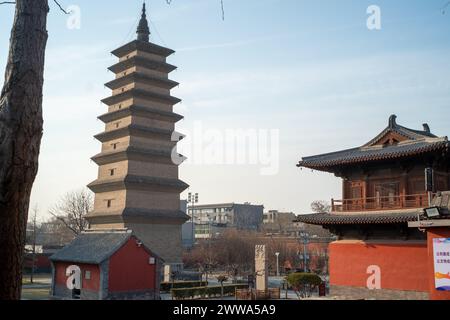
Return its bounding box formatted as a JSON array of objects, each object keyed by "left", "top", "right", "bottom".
[
  {"left": 86, "top": 4, "right": 189, "bottom": 271},
  {"left": 295, "top": 115, "right": 450, "bottom": 299}
]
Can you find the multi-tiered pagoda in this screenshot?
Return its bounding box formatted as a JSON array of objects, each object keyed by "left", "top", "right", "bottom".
[{"left": 86, "top": 4, "right": 189, "bottom": 269}]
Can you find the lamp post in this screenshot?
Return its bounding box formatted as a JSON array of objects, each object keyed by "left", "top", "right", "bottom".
[
  {"left": 275, "top": 252, "right": 280, "bottom": 277},
  {"left": 299, "top": 231, "right": 309, "bottom": 273},
  {"left": 187, "top": 192, "right": 199, "bottom": 247}
]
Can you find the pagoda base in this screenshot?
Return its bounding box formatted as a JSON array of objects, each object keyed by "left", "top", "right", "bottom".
[{"left": 88, "top": 217, "right": 186, "bottom": 265}]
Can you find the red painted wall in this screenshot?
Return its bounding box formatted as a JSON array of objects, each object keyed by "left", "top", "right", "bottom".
[
  {"left": 54, "top": 261, "right": 100, "bottom": 292},
  {"left": 108, "top": 237, "right": 157, "bottom": 292},
  {"left": 427, "top": 228, "right": 450, "bottom": 300},
  {"left": 329, "top": 241, "right": 428, "bottom": 292}
]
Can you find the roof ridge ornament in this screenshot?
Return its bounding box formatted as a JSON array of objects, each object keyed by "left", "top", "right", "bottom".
[
  {"left": 137, "top": 2, "right": 150, "bottom": 42},
  {"left": 389, "top": 114, "right": 397, "bottom": 129},
  {"left": 423, "top": 123, "right": 431, "bottom": 133}
]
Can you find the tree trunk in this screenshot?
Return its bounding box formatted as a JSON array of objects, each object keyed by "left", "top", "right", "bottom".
[{"left": 0, "top": 0, "right": 49, "bottom": 300}]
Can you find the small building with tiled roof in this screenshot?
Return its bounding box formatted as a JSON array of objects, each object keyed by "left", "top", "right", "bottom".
[
  {"left": 50, "top": 230, "right": 163, "bottom": 300},
  {"left": 296, "top": 115, "right": 450, "bottom": 300}
]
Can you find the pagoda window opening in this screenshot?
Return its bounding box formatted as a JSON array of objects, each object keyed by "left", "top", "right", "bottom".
[
  {"left": 106, "top": 199, "right": 114, "bottom": 208},
  {"left": 112, "top": 142, "right": 120, "bottom": 150},
  {"left": 115, "top": 122, "right": 121, "bottom": 129},
  {"left": 109, "top": 168, "right": 116, "bottom": 176}
]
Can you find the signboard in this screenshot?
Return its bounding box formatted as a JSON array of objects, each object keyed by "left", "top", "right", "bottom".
[
  {"left": 425, "top": 168, "right": 434, "bottom": 192},
  {"left": 433, "top": 238, "right": 450, "bottom": 291}
]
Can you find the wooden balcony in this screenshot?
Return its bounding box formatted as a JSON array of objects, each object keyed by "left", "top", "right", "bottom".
[{"left": 331, "top": 193, "right": 430, "bottom": 213}]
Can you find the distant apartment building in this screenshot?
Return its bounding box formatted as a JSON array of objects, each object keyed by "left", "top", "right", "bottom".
[
  {"left": 180, "top": 200, "right": 194, "bottom": 248},
  {"left": 263, "top": 210, "right": 296, "bottom": 224},
  {"left": 186, "top": 203, "right": 264, "bottom": 239}
]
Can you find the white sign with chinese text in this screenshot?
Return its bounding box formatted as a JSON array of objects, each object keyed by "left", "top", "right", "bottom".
[{"left": 433, "top": 238, "right": 450, "bottom": 291}]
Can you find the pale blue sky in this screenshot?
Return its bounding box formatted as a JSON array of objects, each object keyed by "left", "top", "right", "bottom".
[{"left": 1, "top": 0, "right": 450, "bottom": 219}]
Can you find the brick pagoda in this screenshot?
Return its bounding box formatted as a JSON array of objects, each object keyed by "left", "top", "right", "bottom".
[{"left": 86, "top": 4, "right": 189, "bottom": 271}]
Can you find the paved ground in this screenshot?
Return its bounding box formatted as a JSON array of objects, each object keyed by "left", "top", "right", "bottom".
[
  {"left": 21, "top": 274, "right": 333, "bottom": 300},
  {"left": 21, "top": 274, "right": 52, "bottom": 300}
]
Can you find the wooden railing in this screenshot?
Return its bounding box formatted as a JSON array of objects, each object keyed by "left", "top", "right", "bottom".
[{"left": 331, "top": 193, "right": 430, "bottom": 212}]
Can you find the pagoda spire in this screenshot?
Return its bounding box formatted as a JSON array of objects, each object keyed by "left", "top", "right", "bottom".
[{"left": 137, "top": 2, "right": 150, "bottom": 42}]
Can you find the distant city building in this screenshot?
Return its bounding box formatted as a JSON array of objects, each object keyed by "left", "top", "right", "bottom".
[
  {"left": 187, "top": 203, "right": 264, "bottom": 239},
  {"left": 263, "top": 210, "right": 296, "bottom": 224},
  {"left": 180, "top": 200, "right": 194, "bottom": 248}
]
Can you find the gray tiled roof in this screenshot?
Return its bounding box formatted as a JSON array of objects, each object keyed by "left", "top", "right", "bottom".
[
  {"left": 298, "top": 115, "right": 449, "bottom": 172},
  {"left": 294, "top": 211, "right": 423, "bottom": 226},
  {"left": 299, "top": 139, "right": 448, "bottom": 170},
  {"left": 50, "top": 232, "right": 132, "bottom": 264}
]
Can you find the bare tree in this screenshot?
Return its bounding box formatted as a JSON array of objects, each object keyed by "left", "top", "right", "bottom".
[
  {"left": 49, "top": 189, "right": 93, "bottom": 235},
  {"left": 311, "top": 200, "right": 331, "bottom": 214},
  {"left": 39, "top": 216, "right": 75, "bottom": 246}
]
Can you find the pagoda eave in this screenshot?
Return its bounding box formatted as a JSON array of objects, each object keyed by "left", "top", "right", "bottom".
[
  {"left": 91, "top": 147, "right": 186, "bottom": 166},
  {"left": 108, "top": 56, "right": 177, "bottom": 74},
  {"left": 105, "top": 73, "right": 179, "bottom": 90},
  {"left": 111, "top": 40, "right": 175, "bottom": 58},
  {"left": 101, "top": 89, "right": 181, "bottom": 106},
  {"left": 94, "top": 125, "right": 176, "bottom": 143},
  {"left": 97, "top": 105, "right": 183, "bottom": 124},
  {"left": 87, "top": 175, "right": 189, "bottom": 194}
]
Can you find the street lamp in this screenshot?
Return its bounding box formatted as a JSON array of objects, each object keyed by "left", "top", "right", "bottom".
[
  {"left": 275, "top": 252, "right": 280, "bottom": 277},
  {"left": 299, "top": 231, "right": 310, "bottom": 273}
]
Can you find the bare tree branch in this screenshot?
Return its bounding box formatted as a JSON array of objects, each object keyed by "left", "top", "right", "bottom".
[
  {"left": 48, "top": 189, "right": 92, "bottom": 235},
  {"left": 52, "top": 0, "right": 70, "bottom": 14}
]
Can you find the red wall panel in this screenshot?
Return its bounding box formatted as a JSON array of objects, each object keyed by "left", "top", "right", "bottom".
[
  {"left": 329, "top": 241, "right": 428, "bottom": 292},
  {"left": 54, "top": 261, "right": 100, "bottom": 291},
  {"left": 108, "top": 237, "right": 157, "bottom": 292}
]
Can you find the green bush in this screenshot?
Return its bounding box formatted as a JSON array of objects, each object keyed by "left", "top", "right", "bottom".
[
  {"left": 160, "top": 281, "right": 208, "bottom": 292},
  {"left": 171, "top": 284, "right": 248, "bottom": 300},
  {"left": 286, "top": 273, "right": 323, "bottom": 299}
]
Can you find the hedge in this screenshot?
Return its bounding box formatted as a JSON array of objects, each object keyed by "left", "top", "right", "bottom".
[
  {"left": 286, "top": 273, "right": 323, "bottom": 298},
  {"left": 161, "top": 281, "right": 208, "bottom": 292},
  {"left": 171, "top": 284, "right": 248, "bottom": 300}
]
